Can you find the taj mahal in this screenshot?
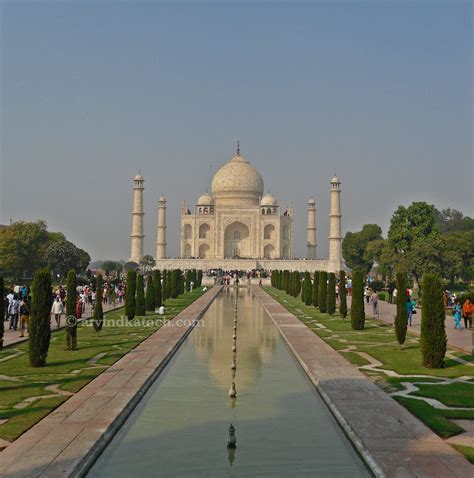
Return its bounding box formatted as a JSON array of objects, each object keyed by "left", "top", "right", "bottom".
[{"left": 129, "top": 144, "right": 344, "bottom": 272}]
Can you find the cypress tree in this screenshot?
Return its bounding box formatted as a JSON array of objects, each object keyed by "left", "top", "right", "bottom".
[
  {"left": 125, "top": 270, "right": 137, "bottom": 320},
  {"left": 420, "top": 273, "right": 447, "bottom": 368},
  {"left": 162, "top": 270, "right": 168, "bottom": 302},
  {"left": 319, "top": 271, "right": 328, "bottom": 313},
  {"left": 294, "top": 272, "right": 301, "bottom": 297},
  {"left": 0, "top": 277, "right": 4, "bottom": 349},
  {"left": 327, "top": 272, "right": 336, "bottom": 315},
  {"left": 350, "top": 270, "right": 365, "bottom": 330},
  {"left": 394, "top": 272, "right": 408, "bottom": 349},
  {"left": 29, "top": 269, "right": 52, "bottom": 367},
  {"left": 185, "top": 269, "right": 192, "bottom": 291},
  {"left": 312, "top": 271, "right": 319, "bottom": 307},
  {"left": 145, "top": 274, "right": 156, "bottom": 311},
  {"left": 304, "top": 273, "right": 313, "bottom": 306},
  {"left": 66, "top": 269, "right": 77, "bottom": 350},
  {"left": 170, "top": 270, "right": 178, "bottom": 298},
  {"left": 166, "top": 270, "right": 173, "bottom": 299},
  {"left": 154, "top": 269, "right": 162, "bottom": 307},
  {"left": 178, "top": 269, "right": 184, "bottom": 295},
  {"left": 136, "top": 274, "right": 146, "bottom": 316},
  {"left": 93, "top": 274, "right": 104, "bottom": 331},
  {"left": 197, "top": 270, "right": 203, "bottom": 287},
  {"left": 339, "top": 270, "right": 348, "bottom": 319}
]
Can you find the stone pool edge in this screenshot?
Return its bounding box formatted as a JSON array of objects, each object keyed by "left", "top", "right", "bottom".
[
  {"left": 0, "top": 286, "right": 222, "bottom": 478},
  {"left": 252, "top": 286, "right": 473, "bottom": 478}
]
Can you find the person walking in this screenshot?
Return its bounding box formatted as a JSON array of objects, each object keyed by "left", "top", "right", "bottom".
[
  {"left": 370, "top": 290, "right": 379, "bottom": 316},
  {"left": 453, "top": 300, "right": 463, "bottom": 330},
  {"left": 462, "top": 298, "right": 472, "bottom": 329},
  {"left": 19, "top": 298, "right": 30, "bottom": 337},
  {"left": 51, "top": 296, "right": 64, "bottom": 328},
  {"left": 406, "top": 296, "right": 415, "bottom": 326},
  {"left": 8, "top": 295, "right": 20, "bottom": 330},
  {"left": 364, "top": 286, "right": 371, "bottom": 304}
]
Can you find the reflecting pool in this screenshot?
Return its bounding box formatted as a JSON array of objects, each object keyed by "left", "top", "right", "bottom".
[{"left": 88, "top": 287, "right": 369, "bottom": 477}]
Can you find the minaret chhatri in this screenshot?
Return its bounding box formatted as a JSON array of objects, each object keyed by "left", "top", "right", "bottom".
[
  {"left": 129, "top": 173, "right": 145, "bottom": 263},
  {"left": 156, "top": 194, "right": 167, "bottom": 259},
  {"left": 307, "top": 197, "right": 317, "bottom": 259},
  {"left": 328, "top": 175, "right": 343, "bottom": 271}
]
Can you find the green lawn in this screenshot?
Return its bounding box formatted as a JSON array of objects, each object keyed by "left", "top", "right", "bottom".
[
  {"left": 265, "top": 287, "right": 474, "bottom": 462},
  {"left": 0, "top": 288, "right": 205, "bottom": 443}
]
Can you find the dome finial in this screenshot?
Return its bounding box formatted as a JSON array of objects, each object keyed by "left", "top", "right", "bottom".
[{"left": 236, "top": 140, "right": 240, "bottom": 156}]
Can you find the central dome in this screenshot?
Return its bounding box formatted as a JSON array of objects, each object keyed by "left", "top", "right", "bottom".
[{"left": 211, "top": 153, "right": 264, "bottom": 206}]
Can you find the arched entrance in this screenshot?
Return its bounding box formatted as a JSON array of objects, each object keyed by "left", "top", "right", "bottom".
[
  {"left": 199, "top": 243, "right": 210, "bottom": 258},
  {"left": 224, "top": 222, "right": 250, "bottom": 258},
  {"left": 263, "top": 244, "right": 274, "bottom": 259},
  {"left": 183, "top": 243, "right": 191, "bottom": 258}
]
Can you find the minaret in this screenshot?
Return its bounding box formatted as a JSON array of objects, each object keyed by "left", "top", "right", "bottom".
[
  {"left": 156, "top": 194, "right": 167, "bottom": 259},
  {"left": 307, "top": 197, "right": 317, "bottom": 259},
  {"left": 328, "top": 175, "right": 342, "bottom": 272},
  {"left": 129, "top": 173, "right": 145, "bottom": 263}
]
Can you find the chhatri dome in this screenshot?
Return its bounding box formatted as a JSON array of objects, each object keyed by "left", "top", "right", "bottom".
[
  {"left": 260, "top": 192, "right": 277, "bottom": 207},
  {"left": 196, "top": 191, "right": 214, "bottom": 206},
  {"left": 211, "top": 143, "right": 264, "bottom": 206}
]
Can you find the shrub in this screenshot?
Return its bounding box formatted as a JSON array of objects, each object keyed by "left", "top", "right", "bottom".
[
  {"left": 312, "top": 271, "right": 319, "bottom": 307},
  {"left": 136, "top": 274, "right": 146, "bottom": 316},
  {"left": 125, "top": 270, "right": 137, "bottom": 320},
  {"left": 66, "top": 269, "right": 77, "bottom": 350},
  {"left": 339, "top": 270, "right": 347, "bottom": 319},
  {"left": 319, "top": 271, "right": 328, "bottom": 313},
  {"left": 154, "top": 269, "right": 162, "bottom": 307},
  {"left": 378, "top": 292, "right": 387, "bottom": 301},
  {"left": 420, "top": 273, "right": 447, "bottom": 368},
  {"left": 0, "top": 277, "right": 4, "bottom": 349},
  {"left": 93, "top": 274, "right": 104, "bottom": 331},
  {"left": 29, "top": 269, "right": 52, "bottom": 367},
  {"left": 394, "top": 272, "right": 408, "bottom": 349},
  {"left": 350, "top": 270, "right": 365, "bottom": 330},
  {"left": 327, "top": 273, "right": 336, "bottom": 315},
  {"left": 145, "top": 274, "right": 155, "bottom": 311}
]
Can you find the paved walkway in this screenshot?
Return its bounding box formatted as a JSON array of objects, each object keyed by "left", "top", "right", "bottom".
[
  {"left": 253, "top": 287, "right": 472, "bottom": 478},
  {"left": 0, "top": 287, "right": 221, "bottom": 478},
  {"left": 347, "top": 297, "right": 473, "bottom": 355},
  {"left": 3, "top": 302, "right": 123, "bottom": 348}
]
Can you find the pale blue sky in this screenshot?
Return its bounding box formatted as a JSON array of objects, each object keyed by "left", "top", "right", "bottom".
[{"left": 1, "top": 1, "right": 472, "bottom": 260}]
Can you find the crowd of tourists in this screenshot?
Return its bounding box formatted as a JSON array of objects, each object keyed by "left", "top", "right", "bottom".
[{"left": 3, "top": 280, "right": 126, "bottom": 338}]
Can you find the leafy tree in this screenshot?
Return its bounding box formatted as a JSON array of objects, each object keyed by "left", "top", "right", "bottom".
[
  {"left": 93, "top": 274, "right": 104, "bottom": 331},
  {"left": 319, "top": 271, "right": 328, "bottom": 313},
  {"left": 136, "top": 274, "right": 146, "bottom": 316},
  {"left": 66, "top": 270, "right": 78, "bottom": 350},
  {"left": 339, "top": 270, "right": 347, "bottom": 319},
  {"left": 420, "top": 273, "right": 447, "bottom": 368},
  {"left": 342, "top": 224, "right": 383, "bottom": 274},
  {"left": 125, "top": 270, "right": 137, "bottom": 320},
  {"left": 123, "top": 261, "right": 139, "bottom": 272},
  {"left": 0, "top": 221, "right": 49, "bottom": 280},
  {"left": 350, "top": 271, "right": 365, "bottom": 330},
  {"left": 442, "top": 230, "right": 474, "bottom": 283},
  {"left": 394, "top": 272, "right": 408, "bottom": 349},
  {"left": 0, "top": 276, "right": 4, "bottom": 349},
  {"left": 154, "top": 269, "right": 162, "bottom": 307},
  {"left": 388, "top": 202, "right": 441, "bottom": 286},
  {"left": 101, "top": 260, "right": 123, "bottom": 277},
  {"left": 437, "top": 208, "right": 474, "bottom": 234},
  {"left": 327, "top": 273, "right": 336, "bottom": 315},
  {"left": 29, "top": 269, "right": 52, "bottom": 366},
  {"left": 139, "top": 255, "right": 156, "bottom": 273},
  {"left": 364, "top": 238, "right": 398, "bottom": 280},
  {"left": 145, "top": 274, "right": 156, "bottom": 311},
  {"left": 312, "top": 271, "right": 319, "bottom": 307},
  {"left": 45, "top": 239, "right": 91, "bottom": 280}
]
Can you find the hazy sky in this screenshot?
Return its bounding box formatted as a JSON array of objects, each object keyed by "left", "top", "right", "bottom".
[{"left": 1, "top": 1, "right": 472, "bottom": 261}]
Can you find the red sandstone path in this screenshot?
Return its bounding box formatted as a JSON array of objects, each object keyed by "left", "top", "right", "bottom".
[
  {"left": 2, "top": 301, "right": 123, "bottom": 348},
  {"left": 347, "top": 297, "right": 473, "bottom": 355}
]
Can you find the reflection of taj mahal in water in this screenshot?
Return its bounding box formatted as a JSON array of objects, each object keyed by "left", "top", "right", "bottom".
[{"left": 129, "top": 144, "right": 343, "bottom": 272}]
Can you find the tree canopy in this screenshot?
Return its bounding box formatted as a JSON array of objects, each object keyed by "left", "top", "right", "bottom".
[{"left": 342, "top": 224, "right": 383, "bottom": 273}]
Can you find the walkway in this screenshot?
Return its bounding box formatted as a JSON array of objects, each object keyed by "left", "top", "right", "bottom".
[
  {"left": 3, "top": 302, "right": 122, "bottom": 348},
  {"left": 253, "top": 287, "right": 472, "bottom": 478},
  {"left": 0, "top": 287, "right": 221, "bottom": 478},
  {"left": 347, "top": 297, "right": 473, "bottom": 355}
]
